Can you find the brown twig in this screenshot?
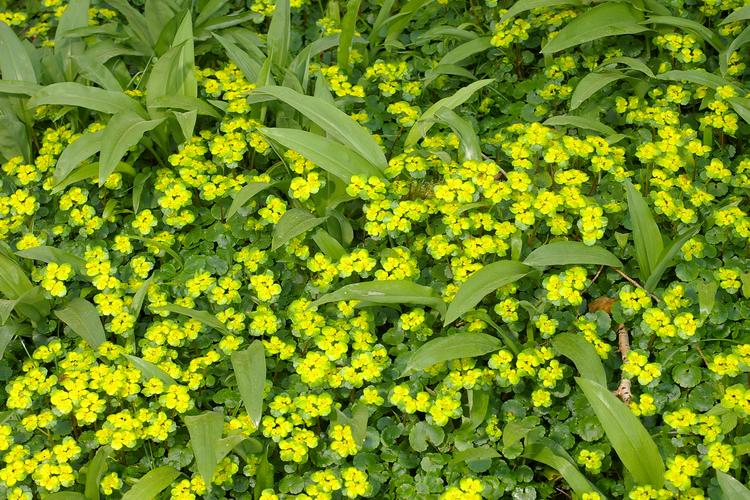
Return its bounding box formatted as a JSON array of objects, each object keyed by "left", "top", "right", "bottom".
[
  {"left": 613, "top": 323, "right": 632, "bottom": 406},
  {"left": 613, "top": 268, "right": 660, "bottom": 303},
  {"left": 694, "top": 343, "right": 709, "bottom": 367}
]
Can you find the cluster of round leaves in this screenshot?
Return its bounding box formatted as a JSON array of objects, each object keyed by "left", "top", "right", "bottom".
[{"left": 1, "top": 0, "right": 750, "bottom": 499}]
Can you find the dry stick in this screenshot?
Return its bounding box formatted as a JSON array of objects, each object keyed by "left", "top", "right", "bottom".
[
  {"left": 613, "top": 268, "right": 660, "bottom": 303},
  {"left": 613, "top": 323, "right": 632, "bottom": 406}
]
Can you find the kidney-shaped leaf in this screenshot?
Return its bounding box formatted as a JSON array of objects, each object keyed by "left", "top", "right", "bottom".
[{"left": 402, "top": 333, "right": 503, "bottom": 376}]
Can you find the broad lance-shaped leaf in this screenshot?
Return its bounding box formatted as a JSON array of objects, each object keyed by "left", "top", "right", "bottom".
[
  {"left": 716, "top": 471, "right": 750, "bottom": 500},
  {"left": 434, "top": 108, "right": 481, "bottom": 162},
  {"left": 645, "top": 225, "right": 701, "bottom": 290},
  {"left": 541, "top": 2, "right": 648, "bottom": 54},
  {"left": 185, "top": 411, "right": 224, "bottom": 485},
  {"left": 450, "top": 446, "right": 500, "bottom": 464},
  {"left": 625, "top": 180, "right": 662, "bottom": 281},
  {"left": 121, "top": 466, "right": 181, "bottom": 500},
  {"left": 226, "top": 182, "right": 273, "bottom": 220},
  {"left": 85, "top": 446, "right": 113, "bottom": 500},
  {"left": 523, "top": 438, "right": 601, "bottom": 497},
  {"left": 552, "top": 332, "right": 607, "bottom": 387},
  {"left": 444, "top": 261, "right": 531, "bottom": 326},
  {"left": 231, "top": 340, "right": 266, "bottom": 428},
  {"left": 29, "top": 82, "right": 146, "bottom": 116},
  {"left": 54, "top": 298, "right": 106, "bottom": 348},
  {"left": 312, "top": 280, "right": 446, "bottom": 316},
  {"left": 54, "top": 130, "right": 102, "bottom": 182},
  {"left": 405, "top": 79, "right": 494, "bottom": 146},
  {"left": 124, "top": 354, "right": 177, "bottom": 386},
  {"left": 261, "top": 128, "right": 383, "bottom": 182},
  {"left": 499, "top": 0, "right": 581, "bottom": 23},
  {"left": 0, "top": 20, "right": 37, "bottom": 83},
  {"left": 272, "top": 209, "right": 327, "bottom": 251},
  {"left": 267, "top": 0, "right": 290, "bottom": 68},
  {"left": 16, "top": 246, "right": 86, "bottom": 274},
  {"left": 544, "top": 114, "right": 616, "bottom": 137},
  {"left": 154, "top": 304, "right": 230, "bottom": 335},
  {"left": 253, "top": 86, "right": 386, "bottom": 171},
  {"left": 576, "top": 377, "right": 665, "bottom": 486},
  {"left": 402, "top": 333, "right": 502, "bottom": 376},
  {"left": 570, "top": 70, "right": 628, "bottom": 110},
  {"left": 213, "top": 32, "right": 261, "bottom": 83},
  {"left": 523, "top": 241, "right": 622, "bottom": 268},
  {"left": 99, "top": 112, "right": 164, "bottom": 185},
  {"left": 337, "top": 0, "right": 362, "bottom": 73}
]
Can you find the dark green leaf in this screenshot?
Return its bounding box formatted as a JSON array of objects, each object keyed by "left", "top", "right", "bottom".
[{"left": 231, "top": 341, "right": 266, "bottom": 428}]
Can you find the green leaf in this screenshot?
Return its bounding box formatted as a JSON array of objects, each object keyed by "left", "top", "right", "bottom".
[
  {"left": 55, "top": 0, "right": 89, "bottom": 42},
  {"left": 312, "top": 280, "right": 446, "bottom": 316},
  {"left": 254, "top": 453, "right": 274, "bottom": 498},
  {"left": 213, "top": 33, "right": 261, "bottom": 83},
  {"left": 271, "top": 209, "right": 328, "bottom": 251},
  {"left": 54, "top": 298, "right": 106, "bottom": 349},
  {"left": 29, "top": 83, "right": 146, "bottom": 116},
  {"left": 253, "top": 86, "right": 387, "bottom": 171},
  {"left": 408, "top": 421, "right": 444, "bottom": 452},
  {"left": 42, "top": 493, "right": 87, "bottom": 500},
  {"left": 541, "top": 3, "right": 648, "bottom": 54},
  {"left": 124, "top": 354, "right": 177, "bottom": 386},
  {"left": 405, "top": 78, "right": 493, "bottom": 146},
  {"left": 121, "top": 466, "right": 180, "bottom": 500},
  {"left": 552, "top": 332, "right": 607, "bottom": 386},
  {"left": 717, "top": 471, "right": 750, "bottom": 500},
  {"left": 0, "top": 323, "right": 16, "bottom": 359},
  {"left": 450, "top": 446, "right": 500, "bottom": 464},
  {"left": 153, "top": 304, "right": 230, "bottom": 335},
  {"left": 131, "top": 276, "right": 152, "bottom": 320},
  {"left": 337, "top": 0, "right": 362, "bottom": 72},
  {"left": 523, "top": 241, "right": 622, "bottom": 268},
  {"left": 0, "top": 21, "right": 37, "bottom": 83},
  {"left": 267, "top": 0, "right": 290, "bottom": 68},
  {"left": 231, "top": 340, "right": 266, "bottom": 428},
  {"left": 444, "top": 261, "right": 531, "bottom": 326},
  {"left": 722, "top": 4, "right": 750, "bottom": 24},
  {"left": 576, "top": 377, "right": 665, "bottom": 486},
  {"left": 523, "top": 439, "right": 600, "bottom": 496},
  {"left": 334, "top": 403, "right": 369, "bottom": 446},
  {"left": 625, "top": 180, "right": 663, "bottom": 281},
  {"left": 0, "top": 253, "right": 33, "bottom": 298},
  {"left": 499, "top": 0, "right": 581, "bottom": 23},
  {"left": 655, "top": 69, "right": 735, "bottom": 90},
  {"left": 106, "top": 0, "right": 154, "bottom": 52},
  {"left": 571, "top": 71, "right": 628, "bottom": 110},
  {"left": 226, "top": 182, "right": 273, "bottom": 220},
  {"left": 645, "top": 225, "right": 700, "bottom": 290},
  {"left": 261, "top": 127, "right": 383, "bottom": 182},
  {"left": 601, "top": 56, "right": 654, "bottom": 77},
  {"left": 99, "top": 112, "right": 164, "bottom": 185},
  {"left": 544, "top": 114, "right": 617, "bottom": 136},
  {"left": 148, "top": 95, "right": 222, "bottom": 118},
  {"left": 643, "top": 16, "right": 724, "bottom": 51},
  {"left": 85, "top": 446, "right": 113, "bottom": 500},
  {"left": 439, "top": 36, "right": 493, "bottom": 66},
  {"left": 722, "top": 25, "right": 750, "bottom": 76},
  {"left": 403, "top": 333, "right": 503, "bottom": 377},
  {"left": 185, "top": 411, "right": 224, "bottom": 485},
  {"left": 16, "top": 246, "right": 85, "bottom": 274},
  {"left": 696, "top": 279, "right": 718, "bottom": 320},
  {"left": 312, "top": 229, "right": 347, "bottom": 261},
  {"left": 434, "top": 107, "right": 482, "bottom": 161},
  {"left": 73, "top": 53, "right": 122, "bottom": 91},
  {"left": 54, "top": 130, "right": 102, "bottom": 183}
]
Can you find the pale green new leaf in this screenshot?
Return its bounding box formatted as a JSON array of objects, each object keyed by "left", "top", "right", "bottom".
[
  {"left": 254, "top": 86, "right": 387, "bottom": 171},
  {"left": 0, "top": 21, "right": 37, "bottom": 82},
  {"left": 84, "top": 446, "right": 113, "bottom": 500},
  {"left": 272, "top": 209, "right": 328, "bottom": 251},
  {"left": 261, "top": 128, "right": 383, "bottom": 182},
  {"left": 154, "top": 304, "right": 230, "bottom": 335},
  {"left": 405, "top": 78, "right": 493, "bottom": 146},
  {"left": 313, "top": 280, "right": 446, "bottom": 316},
  {"left": 523, "top": 241, "right": 622, "bottom": 268},
  {"left": 552, "top": 332, "right": 606, "bottom": 386},
  {"left": 571, "top": 71, "right": 628, "bottom": 110},
  {"left": 99, "top": 112, "right": 164, "bottom": 184},
  {"left": 444, "top": 261, "right": 531, "bottom": 326},
  {"left": 226, "top": 182, "right": 273, "bottom": 220},
  {"left": 576, "top": 378, "right": 665, "bottom": 486},
  {"left": 541, "top": 3, "right": 648, "bottom": 54},
  {"left": 54, "top": 130, "right": 102, "bottom": 182},
  {"left": 29, "top": 82, "right": 146, "bottom": 116},
  {"left": 124, "top": 354, "right": 177, "bottom": 386},
  {"left": 121, "top": 466, "right": 181, "bottom": 500},
  {"left": 185, "top": 411, "right": 224, "bottom": 485},
  {"left": 402, "top": 333, "right": 503, "bottom": 376},
  {"left": 231, "top": 340, "right": 266, "bottom": 427},
  {"left": 434, "top": 108, "right": 481, "bottom": 161},
  {"left": 625, "top": 180, "right": 663, "bottom": 281},
  {"left": 54, "top": 298, "right": 106, "bottom": 349},
  {"left": 716, "top": 471, "right": 750, "bottom": 500}
]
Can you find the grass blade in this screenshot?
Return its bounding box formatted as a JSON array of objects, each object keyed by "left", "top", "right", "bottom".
[
  {"left": 402, "top": 333, "right": 502, "bottom": 377},
  {"left": 444, "top": 260, "right": 531, "bottom": 326},
  {"left": 54, "top": 298, "right": 106, "bottom": 349},
  {"left": 231, "top": 340, "right": 266, "bottom": 427},
  {"left": 576, "top": 377, "right": 665, "bottom": 486}
]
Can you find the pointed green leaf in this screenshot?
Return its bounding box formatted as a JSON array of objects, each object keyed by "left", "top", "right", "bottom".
[
  {"left": 444, "top": 261, "right": 531, "bottom": 326},
  {"left": 337, "top": 0, "right": 362, "bottom": 72},
  {"left": 313, "top": 280, "right": 446, "bottom": 316},
  {"left": 54, "top": 130, "right": 102, "bottom": 183},
  {"left": 85, "top": 446, "right": 113, "bottom": 500},
  {"left": 523, "top": 439, "right": 601, "bottom": 496},
  {"left": 451, "top": 446, "right": 500, "bottom": 464},
  {"left": 439, "top": 36, "right": 493, "bottom": 66},
  {"left": 231, "top": 340, "right": 266, "bottom": 428},
  {"left": 523, "top": 241, "right": 622, "bottom": 268},
  {"left": 153, "top": 304, "right": 230, "bottom": 335},
  {"left": 0, "top": 323, "right": 15, "bottom": 359},
  {"left": 54, "top": 298, "right": 106, "bottom": 349},
  {"left": 16, "top": 246, "right": 85, "bottom": 274},
  {"left": 261, "top": 128, "right": 383, "bottom": 182},
  {"left": 499, "top": 0, "right": 582, "bottom": 23},
  {"left": 645, "top": 225, "right": 700, "bottom": 290},
  {"left": 552, "top": 332, "right": 607, "bottom": 386},
  {"left": 29, "top": 82, "right": 146, "bottom": 116},
  {"left": 99, "top": 112, "right": 164, "bottom": 185},
  {"left": 403, "top": 333, "right": 503, "bottom": 377},
  {"left": 226, "top": 182, "right": 273, "bottom": 220},
  {"left": 655, "top": 69, "right": 735, "bottom": 90},
  {"left": 434, "top": 108, "right": 482, "bottom": 161},
  {"left": 717, "top": 471, "right": 750, "bottom": 500},
  {"left": 267, "top": 0, "right": 290, "bottom": 67},
  {"left": 643, "top": 16, "right": 724, "bottom": 51},
  {"left": 576, "top": 377, "right": 665, "bottom": 486},
  {"left": 0, "top": 21, "right": 37, "bottom": 82},
  {"left": 121, "top": 466, "right": 180, "bottom": 500},
  {"left": 541, "top": 3, "right": 648, "bottom": 54},
  {"left": 272, "top": 209, "right": 327, "bottom": 251},
  {"left": 571, "top": 71, "right": 628, "bottom": 110},
  {"left": 625, "top": 180, "right": 663, "bottom": 281},
  {"left": 544, "top": 115, "right": 617, "bottom": 136},
  {"left": 185, "top": 411, "right": 224, "bottom": 485},
  {"left": 124, "top": 354, "right": 177, "bottom": 386},
  {"left": 213, "top": 33, "right": 261, "bottom": 83}
]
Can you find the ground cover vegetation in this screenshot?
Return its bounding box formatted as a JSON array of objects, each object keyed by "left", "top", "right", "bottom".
[{"left": 0, "top": 0, "right": 749, "bottom": 498}]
